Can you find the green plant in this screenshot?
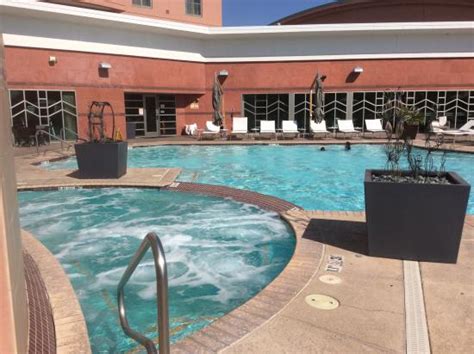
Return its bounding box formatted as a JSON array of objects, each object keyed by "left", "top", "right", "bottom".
[{"left": 398, "top": 105, "right": 424, "bottom": 126}]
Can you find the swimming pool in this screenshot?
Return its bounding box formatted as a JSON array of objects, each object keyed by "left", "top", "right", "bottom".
[
  {"left": 45, "top": 144, "right": 474, "bottom": 213},
  {"left": 19, "top": 188, "right": 295, "bottom": 352}
]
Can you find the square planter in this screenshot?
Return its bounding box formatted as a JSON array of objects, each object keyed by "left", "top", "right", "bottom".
[
  {"left": 400, "top": 124, "right": 418, "bottom": 140},
  {"left": 74, "top": 141, "right": 128, "bottom": 179},
  {"left": 364, "top": 169, "right": 470, "bottom": 263}
]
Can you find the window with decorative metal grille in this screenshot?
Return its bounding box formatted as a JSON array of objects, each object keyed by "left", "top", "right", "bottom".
[
  {"left": 9, "top": 90, "right": 78, "bottom": 140},
  {"left": 186, "top": 0, "right": 202, "bottom": 16},
  {"left": 132, "top": 0, "right": 152, "bottom": 8},
  {"left": 243, "top": 90, "right": 474, "bottom": 133}
]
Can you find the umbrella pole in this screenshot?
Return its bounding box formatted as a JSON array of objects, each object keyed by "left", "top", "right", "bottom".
[
  {"left": 222, "top": 93, "right": 225, "bottom": 128},
  {"left": 309, "top": 89, "right": 313, "bottom": 121}
]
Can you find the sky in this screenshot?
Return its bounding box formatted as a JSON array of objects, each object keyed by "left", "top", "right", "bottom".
[{"left": 223, "top": 0, "right": 335, "bottom": 26}]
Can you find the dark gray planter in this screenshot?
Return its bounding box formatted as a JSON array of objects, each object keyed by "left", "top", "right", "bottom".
[
  {"left": 74, "top": 141, "right": 128, "bottom": 179},
  {"left": 401, "top": 124, "right": 418, "bottom": 140},
  {"left": 364, "top": 170, "right": 470, "bottom": 263}
]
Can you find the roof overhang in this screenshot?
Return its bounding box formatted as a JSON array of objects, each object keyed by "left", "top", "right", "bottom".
[{"left": 1, "top": 0, "right": 473, "bottom": 63}]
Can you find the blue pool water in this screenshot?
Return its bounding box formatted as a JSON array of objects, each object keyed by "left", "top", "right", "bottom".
[
  {"left": 46, "top": 144, "right": 474, "bottom": 213},
  {"left": 19, "top": 189, "right": 295, "bottom": 353}
]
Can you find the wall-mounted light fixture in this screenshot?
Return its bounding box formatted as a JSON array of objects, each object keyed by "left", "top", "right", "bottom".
[
  {"left": 353, "top": 66, "right": 364, "bottom": 73},
  {"left": 99, "top": 62, "right": 112, "bottom": 69},
  {"left": 217, "top": 69, "right": 229, "bottom": 77},
  {"left": 48, "top": 56, "right": 58, "bottom": 65}
]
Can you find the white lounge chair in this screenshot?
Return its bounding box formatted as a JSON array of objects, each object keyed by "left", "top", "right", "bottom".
[
  {"left": 310, "top": 120, "right": 330, "bottom": 138},
  {"left": 364, "top": 119, "right": 386, "bottom": 137},
  {"left": 259, "top": 120, "right": 276, "bottom": 139},
  {"left": 438, "top": 120, "right": 474, "bottom": 141},
  {"left": 337, "top": 119, "right": 359, "bottom": 137},
  {"left": 200, "top": 121, "right": 221, "bottom": 140},
  {"left": 431, "top": 116, "right": 449, "bottom": 133},
  {"left": 185, "top": 123, "right": 198, "bottom": 136},
  {"left": 365, "top": 119, "right": 385, "bottom": 132},
  {"left": 281, "top": 120, "right": 299, "bottom": 139},
  {"left": 230, "top": 117, "right": 248, "bottom": 139}
]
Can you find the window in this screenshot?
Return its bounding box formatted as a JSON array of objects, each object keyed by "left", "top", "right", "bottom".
[
  {"left": 132, "top": 0, "right": 152, "bottom": 8},
  {"left": 243, "top": 94, "right": 289, "bottom": 130},
  {"left": 9, "top": 90, "right": 78, "bottom": 140},
  {"left": 186, "top": 0, "right": 202, "bottom": 16},
  {"left": 243, "top": 90, "right": 474, "bottom": 132}
]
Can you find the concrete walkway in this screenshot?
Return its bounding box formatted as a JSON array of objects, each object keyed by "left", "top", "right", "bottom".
[
  {"left": 14, "top": 149, "right": 180, "bottom": 189},
  {"left": 223, "top": 211, "right": 473, "bottom": 354}
]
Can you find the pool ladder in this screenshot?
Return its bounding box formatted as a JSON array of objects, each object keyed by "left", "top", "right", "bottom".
[{"left": 117, "top": 232, "right": 170, "bottom": 354}]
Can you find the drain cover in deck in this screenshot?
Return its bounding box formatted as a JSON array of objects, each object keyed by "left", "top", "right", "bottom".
[
  {"left": 305, "top": 294, "right": 339, "bottom": 310},
  {"left": 319, "top": 275, "right": 342, "bottom": 285}
]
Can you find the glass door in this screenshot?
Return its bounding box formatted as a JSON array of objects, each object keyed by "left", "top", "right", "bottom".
[
  {"left": 144, "top": 95, "right": 158, "bottom": 136},
  {"left": 156, "top": 95, "right": 176, "bottom": 135}
]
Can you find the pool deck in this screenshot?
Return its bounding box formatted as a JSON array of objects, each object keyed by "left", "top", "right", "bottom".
[
  {"left": 224, "top": 211, "right": 473, "bottom": 354},
  {"left": 14, "top": 139, "right": 473, "bottom": 354},
  {"left": 14, "top": 149, "right": 181, "bottom": 190}
]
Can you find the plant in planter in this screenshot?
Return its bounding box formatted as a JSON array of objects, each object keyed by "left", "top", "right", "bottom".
[
  {"left": 74, "top": 101, "right": 128, "bottom": 179},
  {"left": 398, "top": 105, "right": 424, "bottom": 140},
  {"left": 364, "top": 125, "right": 470, "bottom": 263},
  {"left": 377, "top": 90, "right": 424, "bottom": 140}
]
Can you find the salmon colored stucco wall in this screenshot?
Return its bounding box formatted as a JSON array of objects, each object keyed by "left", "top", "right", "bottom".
[
  {"left": 199, "top": 58, "right": 474, "bottom": 130},
  {"left": 5, "top": 47, "right": 205, "bottom": 138},
  {"left": 4, "top": 46, "right": 474, "bottom": 137},
  {"left": 44, "top": 0, "right": 222, "bottom": 26}
]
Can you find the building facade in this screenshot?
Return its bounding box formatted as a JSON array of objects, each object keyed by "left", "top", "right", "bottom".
[
  {"left": 273, "top": 0, "right": 474, "bottom": 25},
  {"left": 43, "top": 0, "right": 222, "bottom": 26},
  {"left": 1, "top": 0, "right": 473, "bottom": 140}
]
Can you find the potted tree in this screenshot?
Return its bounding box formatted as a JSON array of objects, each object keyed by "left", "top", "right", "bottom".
[
  {"left": 74, "top": 101, "right": 128, "bottom": 178},
  {"left": 364, "top": 127, "right": 470, "bottom": 263},
  {"left": 399, "top": 105, "right": 424, "bottom": 140}
]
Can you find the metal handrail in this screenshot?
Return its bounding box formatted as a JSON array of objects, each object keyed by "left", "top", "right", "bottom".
[
  {"left": 117, "top": 232, "right": 170, "bottom": 354},
  {"left": 59, "top": 127, "right": 87, "bottom": 142},
  {"left": 35, "top": 129, "right": 72, "bottom": 154}
]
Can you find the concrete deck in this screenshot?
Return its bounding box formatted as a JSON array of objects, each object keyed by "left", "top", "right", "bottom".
[
  {"left": 223, "top": 211, "right": 473, "bottom": 354},
  {"left": 15, "top": 149, "right": 181, "bottom": 190}
]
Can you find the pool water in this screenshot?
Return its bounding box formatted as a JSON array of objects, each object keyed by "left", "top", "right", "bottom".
[
  {"left": 19, "top": 189, "right": 295, "bottom": 353},
  {"left": 46, "top": 144, "right": 474, "bottom": 213}
]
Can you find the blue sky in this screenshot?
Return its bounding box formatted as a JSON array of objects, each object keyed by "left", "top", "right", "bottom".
[{"left": 223, "top": 0, "right": 335, "bottom": 26}]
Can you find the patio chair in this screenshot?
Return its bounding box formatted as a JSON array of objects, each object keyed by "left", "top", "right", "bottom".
[
  {"left": 259, "top": 120, "right": 276, "bottom": 139},
  {"left": 364, "top": 119, "right": 386, "bottom": 137},
  {"left": 185, "top": 123, "right": 198, "bottom": 136},
  {"left": 281, "top": 120, "right": 299, "bottom": 139},
  {"left": 437, "top": 120, "right": 474, "bottom": 142},
  {"left": 200, "top": 121, "right": 221, "bottom": 140},
  {"left": 310, "top": 120, "right": 330, "bottom": 139},
  {"left": 431, "top": 116, "right": 449, "bottom": 133},
  {"left": 11, "top": 125, "right": 36, "bottom": 146},
  {"left": 230, "top": 117, "right": 248, "bottom": 139},
  {"left": 337, "top": 119, "right": 359, "bottom": 138}
]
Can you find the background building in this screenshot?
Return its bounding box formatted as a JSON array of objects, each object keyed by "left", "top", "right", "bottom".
[
  {"left": 2, "top": 0, "right": 473, "bottom": 141},
  {"left": 273, "top": 0, "right": 474, "bottom": 25},
  {"left": 43, "top": 0, "right": 222, "bottom": 26}
]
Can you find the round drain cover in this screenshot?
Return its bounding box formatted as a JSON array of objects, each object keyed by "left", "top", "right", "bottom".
[
  {"left": 305, "top": 294, "right": 339, "bottom": 310},
  {"left": 319, "top": 275, "right": 342, "bottom": 285}
]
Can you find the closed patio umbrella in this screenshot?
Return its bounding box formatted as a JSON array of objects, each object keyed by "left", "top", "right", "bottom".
[
  {"left": 212, "top": 75, "right": 224, "bottom": 127},
  {"left": 313, "top": 73, "right": 325, "bottom": 123}
]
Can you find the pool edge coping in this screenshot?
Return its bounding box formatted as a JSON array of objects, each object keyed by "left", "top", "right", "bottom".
[{"left": 22, "top": 230, "right": 91, "bottom": 354}]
